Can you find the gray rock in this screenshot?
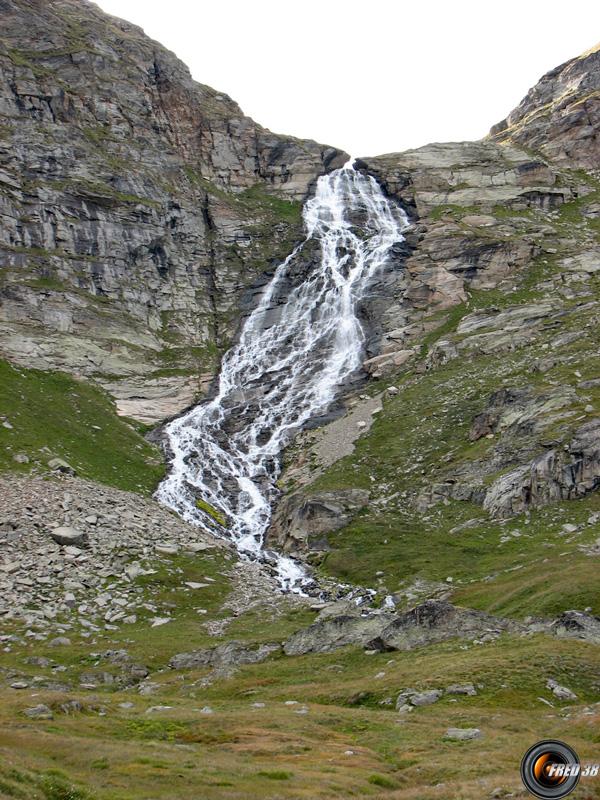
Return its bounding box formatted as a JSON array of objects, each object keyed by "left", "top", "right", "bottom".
[
  {"left": 366, "top": 600, "right": 518, "bottom": 653},
  {"left": 546, "top": 679, "right": 577, "bottom": 701},
  {"left": 49, "top": 637, "right": 72, "bottom": 647},
  {"left": 410, "top": 689, "right": 442, "bottom": 707},
  {"left": 444, "top": 727, "right": 482, "bottom": 741},
  {"left": 268, "top": 489, "right": 370, "bottom": 556},
  {"left": 50, "top": 527, "right": 87, "bottom": 546},
  {"left": 551, "top": 610, "right": 600, "bottom": 644},
  {"left": 24, "top": 704, "right": 54, "bottom": 720},
  {"left": 47, "top": 458, "right": 76, "bottom": 475},
  {"left": 170, "top": 641, "right": 280, "bottom": 670},
  {"left": 155, "top": 543, "right": 179, "bottom": 556},
  {"left": 395, "top": 689, "right": 416, "bottom": 709},
  {"left": 284, "top": 612, "right": 388, "bottom": 656},
  {"left": 284, "top": 600, "right": 519, "bottom": 657},
  {"left": 59, "top": 700, "right": 83, "bottom": 715},
  {"left": 446, "top": 683, "right": 477, "bottom": 696},
  {"left": 484, "top": 419, "right": 600, "bottom": 517}
]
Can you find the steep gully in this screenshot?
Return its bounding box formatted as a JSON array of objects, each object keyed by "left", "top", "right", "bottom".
[{"left": 156, "top": 164, "right": 409, "bottom": 591}]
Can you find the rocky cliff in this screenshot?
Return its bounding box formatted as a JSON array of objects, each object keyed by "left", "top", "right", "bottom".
[
  {"left": 0, "top": 0, "right": 346, "bottom": 423},
  {"left": 269, "top": 46, "right": 600, "bottom": 562},
  {"left": 490, "top": 43, "right": 600, "bottom": 170}
]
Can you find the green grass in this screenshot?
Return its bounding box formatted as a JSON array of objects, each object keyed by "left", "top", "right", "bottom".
[
  {"left": 3, "top": 631, "right": 599, "bottom": 799},
  {"left": 195, "top": 497, "right": 227, "bottom": 526},
  {"left": 256, "top": 770, "right": 292, "bottom": 781},
  {"left": 239, "top": 184, "right": 303, "bottom": 225},
  {"left": 306, "top": 330, "right": 600, "bottom": 614},
  {"left": 0, "top": 359, "right": 164, "bottom": 494}
]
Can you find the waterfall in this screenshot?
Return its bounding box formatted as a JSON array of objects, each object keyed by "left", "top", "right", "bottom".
[{"left": 155, "top": 163, "right": 408, "bottom": 591}]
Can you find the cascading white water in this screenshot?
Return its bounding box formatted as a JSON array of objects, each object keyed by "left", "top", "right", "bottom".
[{"left": 156, "top": 163, "right": 408, "bottom": 591}]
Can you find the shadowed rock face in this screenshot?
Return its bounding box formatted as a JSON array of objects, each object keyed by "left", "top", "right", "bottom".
[
  {"left": 283, "top": 600, "right": 521, "bottom": 656},
  {"left": 483, "top": 418, "right": 600, "bottom": 517},
  {"left": 490, "top": 44, "right": 600, "bottom": 171},
  {"left": 0, "top": 0, "right": 347, "bottom": 422},
  {"left": 551, "top": 610, "right": 600, "bottom": 644}
]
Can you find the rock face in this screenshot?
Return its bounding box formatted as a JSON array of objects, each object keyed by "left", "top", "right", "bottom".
[
  {"left": 267, "top": 489, "right": 369, "bottom": 557},
  {"left": 490, "top": 44, "right": 600, "bottom": 171},
  {"left": 484, "top": 418, "right": 600, "bottom": 517},
  {"left": 0, "top": 0, "right": 347, "bottom": 422},
  {"left": 283, "top": 600, "right": 518, "bottom": 656},
  {"left": 354, "top": 46, "right": 598, "bottom": 378},
  {"left": 354, "top": 140, "right": 580, "bottom": 375}
]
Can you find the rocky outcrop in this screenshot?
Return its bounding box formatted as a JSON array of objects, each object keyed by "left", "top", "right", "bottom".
[
  {"left": 469, "top": 385, "right": 579, "bottom": 442},
  {"left": 490, "top": 44, "right": 600, "bottom": 171},
  {"left": 416, "top": 376, "right": 594, "bottom": 518},
  {"left": 366, "top": 600, "right": 517, "bottom": 652},
  {"left": 284, "top": 609, "right": 390, "bottom": 656},
  {"left": 0, "top": 0, "right": 347, "bottom": 422},
  {"left": 484, "top": 418, "right": 600, "bottom": 517},
  {"left": 267, "top": 489, "right": 369, "bottom": 557},
  {"left": 354, "top": 141, "right": 582, "bottom": 374},
  {"left": 169, "top": 641, "right": 280, "bottom": 670},
  {"left": 283, "top": 599, "right": 518, "bottom": 656},
  {"left": 551, "top": 610, "right": 600, "bottom": 644}
]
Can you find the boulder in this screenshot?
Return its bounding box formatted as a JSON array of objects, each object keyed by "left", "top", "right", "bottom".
[
  {"left": 410, "top": 690, "right": 442, "bottom": 707},
  {"left": 551, "top": 610, "right": 600, "bottom": 644},
  {"left": 24, "top": 704, "right": 53, "bottom": 720},
  {"left": 47, "top": 458, "right": 76, "bottom": 475},
  {"left": 49, "top": 527, "right": 87, "bottom": 546},
  {"left": 366, "top": 600, "right": 517, "bottom": 652},
  {"left": 444, "top": 727, "right": 482, "bottom": 741},
  {"left": 546, "top": 679, "right": 577, "bottom": 701},
  {"left": 446, "top": 683, "right": 477, "bottom": 696},
  {"left": 284, "top": 612, "right": 389, "bottom": 656},
  {"left": 170, "top": 641, "right": 280, "bottom": 670},
  {"left": 363, "top": 349, "right": 415, "bottom": 378},
  {"left": 155, "top": 542, "right": 179, "bottom": 556}
]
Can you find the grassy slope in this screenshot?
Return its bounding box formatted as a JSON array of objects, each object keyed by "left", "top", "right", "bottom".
[
  {"left": 0, "top": 359, "right": 164, "bottom": 494},
  {"left": 1, "top": 547, "right": 599, "bottom": 800}
]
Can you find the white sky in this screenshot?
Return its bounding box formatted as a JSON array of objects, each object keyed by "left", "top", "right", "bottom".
[{"left": 96, "top": 0, "right": 599, "bottom": 157}]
